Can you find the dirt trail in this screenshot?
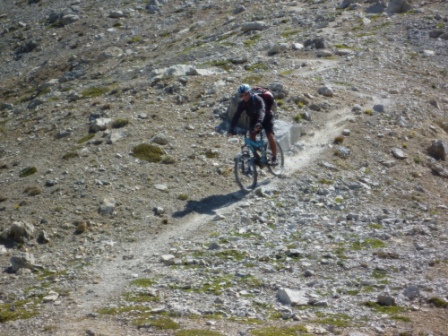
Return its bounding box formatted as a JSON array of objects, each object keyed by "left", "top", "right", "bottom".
[{"left": 49, "top": 103, "right": 353, "bottom": 335}]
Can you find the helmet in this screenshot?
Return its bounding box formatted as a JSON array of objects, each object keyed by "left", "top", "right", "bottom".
[{"left": 237, "top": 84, "right": 251, "bottom": 94}]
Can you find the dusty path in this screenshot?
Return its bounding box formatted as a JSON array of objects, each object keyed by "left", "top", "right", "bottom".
[{"left": 48, "top": 105, "right": 353, "bottom": 335}]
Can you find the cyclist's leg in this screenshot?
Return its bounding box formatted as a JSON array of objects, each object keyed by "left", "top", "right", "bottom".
[
  {"left": 249, "top": 122, "right": 258, "bottom": 142},
  {"left": 263, "top": 115, "right": 277, "bottom": 159}
]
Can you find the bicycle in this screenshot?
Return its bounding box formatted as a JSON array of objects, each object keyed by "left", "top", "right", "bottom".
[{"left": 234, "top": 130, "right": 284, "bottom": 192}]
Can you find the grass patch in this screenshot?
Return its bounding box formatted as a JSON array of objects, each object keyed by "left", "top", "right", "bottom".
[
  {"left": 111, "top": 118, "right": 129, "bottom": 128},
  {"left": 19, "top": 166, "right": 37, "bottom": 177},
  {"left": 205, "top": 149, "right": 219, "bottom": 158},
  {"left": 314, "top": 312, "right": 355, "bottom": 327},
  {"left": 208, "top": 60, "right": 232, "bottom": 72},
  {"left": 133, "top": 316, "right": 180, "bottom": 329},
  {"left": 279, "top": 69, "right": 294, "bottom": 76},
  {"left": 293, "top": 114, "right": 302, "bottom": 123},
  {"left": 248, "top": 62, "right": 268, "bottom": 72},
  {"left": 98, "top": 305, "right": 144, "bottom": 315},
  {"left": 241, "top": 74, "right": 264, "bottom": 85},
  {"left": 250, "top": 325, "right": 308, "bottom": 336},
  {"left": 352, "top": 238, "right": 386, "bottom": 250},
  {"left": 372, "top": 268, "right": 388, "bottom": 279},
  {"left": 78, "top": 133, "right": 95, "bottom": 143},
  {"left": 127, "top": 35, "right": 143, "bottom": 44},
  {"left": 175, "top": 330, "right": 226, "bottom": 336},
  {"left": 214, "top": 249, "right": 248, "bottom": 261},
  {"left": 0, "top": 298, "right": 41, "bottom": 322},
  {"left": 62, "top": 152, "right": 79, "bottom": 160},
  {"left": 130, "top": 278, "right": 155, "bottom": 288},
  {"left": 363, "top": 301, "right": 408, "bottom": 315},
  {"left": 123, "top": 292, "right": 160, "bottom": 303},
  {"left": 281, "top": 28, "right": 301, "bottom": 39},
  {"left": 243, "top": 34, "right": 261, "bottom": 48},
  {"left": 428, "top": 296, "right": 448, "bottom": 308},
  {"left": 132, "top": 144, "right": 164, "bottom": 163},
  {"left": 81, "top": 86, "right": 111, "bottom": 98},
  {"left": 178, "top": 193, "right": 189, "bottom": 201},
  {"left": 369, "top": 223, "right": 383, "bottom": 229}
]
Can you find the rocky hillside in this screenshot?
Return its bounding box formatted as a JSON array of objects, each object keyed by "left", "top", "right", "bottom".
[{"left": 0, "top": 0, "right": 447, "bottom": 335}]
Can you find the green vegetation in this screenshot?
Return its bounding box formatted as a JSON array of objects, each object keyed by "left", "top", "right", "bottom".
[
  {"left": 372, "top": 268, "right": 388, "bottom": 279},
  {"left": 369, "top": 223, "right": 383, "bottom": 229},
  {"left": 123, "top": 292, "right": 160, "bottom": 303},
  {"left": 178, "top": 193, "right": 189, "bottom": 201},
  {"left": 352, "top": 238, "right": 386, "bottom": 250},
  {"left": 130, "top": 278, "right": 155, "bottom": 288},
  {"left": 281, "top": 28, "right": 301, "bottom": 39},
  {"left": 111, "top": 118, "right": 129, "bottom": 128},
  {"left": 81, "top": 86, "right": 111, "bottom": 98},
  {"left": 78, "top": 133, "right": 95, "bottom": 143},
  {"left": 208, "top": 60, "right": 232, "bottom": 72},
  {"left": 279, "top": 69, "right": 294, "bottom": 76},
  {"left": 133, "top": 315, "right": 180, "bottom": 329},
  {"left": 314, "top": 312, "right": 356, "bottom": 327},
  {"left": 428, "top": 296, "right": 448, "bottom": 308},
  {"left": 363, "top": 301, "right": 408, "bottom": 315},
  {"left": 62, "top": 151, "right": 79, "bottom": 160},
  {"left": 250, "top": 325, "right": 308, "bottom": 336},
  {"left": 35, "top": 86, "right": 51, "bottom": 97},
  {"left": 98, "top": 305, "right": 145, "bottom": 315},
  {"left": 205, "top": 149, "right": 219, "bottom": 158},
  {"left": 242, "top": 74, "right": 264, "bottom": 84},
  {"left": 214, "top": 249, "right": 248, "bottom": 261},
  {"left": 132, "top": 143, "right": 164, "bottom": 163},
  {"left": 127, "top": 36, "right": 143, "bottom": 44},
  {"left": 293, "top": 113, "right": 302, "bottom": 123},
  {"left": 243, "top": 34, "right": 261, "bottom": 48},
  {"left": 248, "top": 62, "right": 268, "bottom": 72},
  {"left": 176, "top": 330, "right": 226, "bottom": 336},
  {"left": 0, "top": 299, "right": 41, "bottom": 322},
  {"left": 170, "top": 275, "right": 233, "bottom": 295},
  {"left": 19, "top": 166, "right": 37, "bottom": 177}
]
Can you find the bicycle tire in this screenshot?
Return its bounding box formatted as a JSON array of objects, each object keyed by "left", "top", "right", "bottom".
[
  {"left": 265, "top": 139, "right": 284, "bottom": 176},
  {"left": 234, "top": 153, "right": 257, "bottom": 192}
]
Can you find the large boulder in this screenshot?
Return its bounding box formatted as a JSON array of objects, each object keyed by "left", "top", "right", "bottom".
[
  {"left": 0, "top": 221, "right": 35, "bottom": 243},
  {"left": 387, "top": 0, "right": 413, "bottom": 14},
  {"left": 10, "top": 252, "right": 37, "bottom": 272},
  {"left": 427, "top": 140, "right": 448, "bottom": 160}
]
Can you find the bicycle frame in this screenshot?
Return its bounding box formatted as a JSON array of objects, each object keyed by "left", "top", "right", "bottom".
[{"left": 241, "top": 132, "right": 267, "bottom": 165}]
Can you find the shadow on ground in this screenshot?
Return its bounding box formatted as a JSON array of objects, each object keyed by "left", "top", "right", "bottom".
[{"left": 172, "top": 191, "right": 245, "bottom": 218}]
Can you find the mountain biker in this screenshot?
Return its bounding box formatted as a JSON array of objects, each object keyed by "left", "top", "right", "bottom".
[{"left": 227, "top": 84, "right": 278, "bottom": 164}]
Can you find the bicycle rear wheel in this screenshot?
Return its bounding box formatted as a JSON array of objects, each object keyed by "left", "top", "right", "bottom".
[
  {"left": 234, "top": 153, "right": 257, "bottom": 192},
  {"left": 265, "top": 139, "right": 284, "bottom": 176}
]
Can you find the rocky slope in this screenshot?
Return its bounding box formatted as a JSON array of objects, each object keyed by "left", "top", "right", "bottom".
[{"left": 0, "top": 0, "right": 447, "bottom": 335}]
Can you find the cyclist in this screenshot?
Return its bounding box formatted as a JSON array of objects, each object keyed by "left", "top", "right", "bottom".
[{"left": 227, "top": 84, "right": 278, "bottom": 164}]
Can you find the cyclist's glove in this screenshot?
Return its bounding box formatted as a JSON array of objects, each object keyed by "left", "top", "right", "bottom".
[{"left": 253, "top": 123, "right": 262, "bottom": 132}]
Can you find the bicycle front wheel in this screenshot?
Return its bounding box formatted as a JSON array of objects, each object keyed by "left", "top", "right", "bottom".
[
  {"left": 265, "top": 139, "right": 284, "bottom": 176},
  {"left": 234, "top": 153, "right": 257, "bottom": 192}
]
